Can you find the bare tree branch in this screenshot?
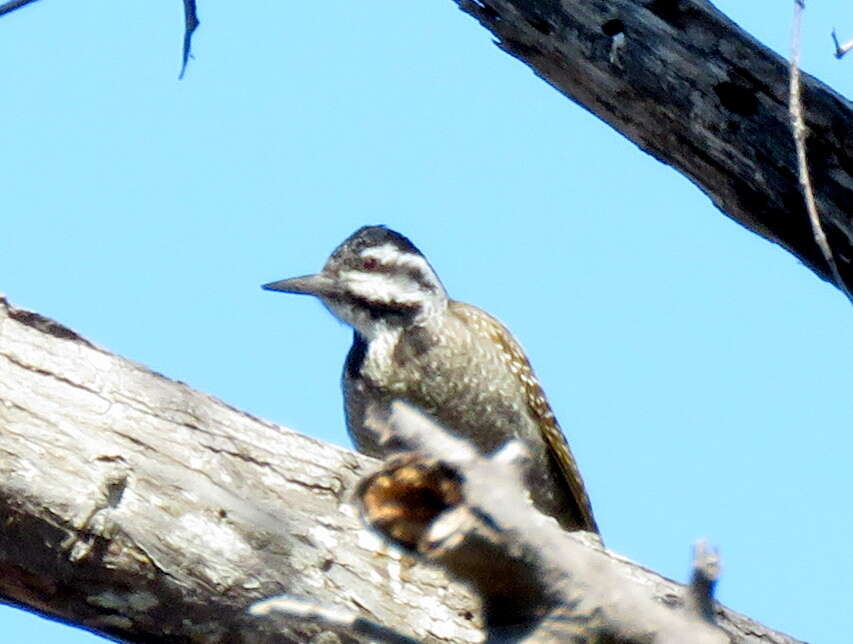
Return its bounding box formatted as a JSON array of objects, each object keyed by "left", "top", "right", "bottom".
[
  {"left": 1, "top": 1, "right": 850, "bottom": 294},
  {"left": 179, "top": 0, "right": 199, "bottom": 79},
  {"left": 0, "top": 0, "right": 200, "bottom": 78},
  {"left": 0, "top": 295, "right": 479, "bottom": 643},
  {"left": 454, "top": 0, "right": 853, "bottom": 297},
  {"left": 0, "top": 297, "right": 806, "bottom": 643},
  {"left": 0, "top": 0, "right": 41, "bottom": 18}
]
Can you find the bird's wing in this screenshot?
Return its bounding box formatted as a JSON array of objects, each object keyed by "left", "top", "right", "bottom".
[{"left": 449, "top": 301, "right": 599, "bottom": 533}]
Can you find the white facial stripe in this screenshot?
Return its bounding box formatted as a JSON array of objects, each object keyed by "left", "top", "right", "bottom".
[
  {"left": 340, "top": 270, "right": 423, "bottom": 304},
  {"left": 360, "top": 243, "right": 424, "bottom": 269},
  {"left": 360, "top": 243, "right": 445, "bottom": 295}
]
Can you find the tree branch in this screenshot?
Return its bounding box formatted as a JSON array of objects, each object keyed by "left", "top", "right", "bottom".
[
  {"left": 1, "top": 1, "right": 849, "bottom": 294},
  {"left": 455, "top": 0, "right": 853, "bottom": 297},
  {"left": 0, "top": 295, "right": 479, "bottom": 643},
  {"left": 0, "top": 297, "right": 806, "bottom": 642},
  {"left": 179, "top": 0, "right": 199, "bottom": 79},
  {"left": 0, "top": 0, "right": 40, "bottom": 18}
]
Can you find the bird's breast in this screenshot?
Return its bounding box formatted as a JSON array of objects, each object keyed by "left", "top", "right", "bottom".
[{"left": 358, "top": 315, "right": 535, "bottom": 454}]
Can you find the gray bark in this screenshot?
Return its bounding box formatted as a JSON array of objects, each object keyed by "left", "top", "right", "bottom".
[
  {"left": 352, "top": 404, "right": 799, "bottom": 644},
  {"left": 0, "top": 297, "right": 804, "bottom": 642},
  {"left": 0, "top": 295, "right": 480, "bottom": 643},
  {"left": 455, "top": 0, "right": 853, "bottom": 295}
]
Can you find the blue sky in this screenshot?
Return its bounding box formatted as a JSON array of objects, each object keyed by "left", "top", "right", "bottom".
[{"left": 0, "top": 2, "right": 850, "bottom": 642}]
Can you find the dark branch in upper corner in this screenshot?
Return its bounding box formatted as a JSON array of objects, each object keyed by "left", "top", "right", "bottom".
[
  {"left": 831, "top": 29, "right": 853, "bottom": 59},
  {"left": 179, "top": 0, "right": 200, "bottom": 79},
  {"left": 0, "top": 0, "right": 41, "bottom": 18},
  {"left": 1, "top": 0, "right": 199, "bottom": 78}
]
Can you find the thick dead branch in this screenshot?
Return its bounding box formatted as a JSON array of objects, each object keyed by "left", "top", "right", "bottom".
[
  {"left": 456, "top": 0, "right": 853, "bottom": 296},
  {"left": 0, "top": 296, "right": 806, "bottom": 642},
  {"left": 0, "top": 295, "right": 480, "bottom": 643}
]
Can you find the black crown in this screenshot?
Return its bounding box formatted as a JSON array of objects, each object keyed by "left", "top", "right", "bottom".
[{"left": 331, "top": 225, "right": 422, "bottom": 263}]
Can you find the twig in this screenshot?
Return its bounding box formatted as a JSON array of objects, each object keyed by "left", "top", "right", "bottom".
[
  {"left": 250, "top": 595, "right": 423, "bottom": 644},
  {"left": 831, "top": 29, "right": 853, "bottom": 59},
  {"left": 789, "top": 2, "right": 853, "bottom": 303},
  {"left": 0, "top": 0, "right": 200, "bottom": 79},
  {"left": 179, "top": 0, "right": 199, "bottom": 79},
  {"left": 0, "top": 0, "right": 41, "bottom": 18},
  {"left": 687, "top": 540, "right": 721, "bottom": 624}
]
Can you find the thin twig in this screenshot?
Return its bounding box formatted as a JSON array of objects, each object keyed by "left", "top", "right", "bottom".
[
  {"left": 250, "top": 595, "right": 424, "bottom": 644},
  {"left": 687, "top": 540, "right": 721, "bottom": 624},
  {"left": 788, "top": 2, "right": 853, "bottom": 303},
  {"left": 831, "top": 29, "right": 853, "bottom": 59},
  {"left": 0, "top": 0, "right": 41, "bottom": 18},
  {"left": 179, "top": 0, "right": 200, "bottom": 79}
]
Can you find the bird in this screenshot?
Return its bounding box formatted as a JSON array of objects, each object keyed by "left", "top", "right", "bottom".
[{"left": 263, "top": 225, "right": 598, "bottom": 533}]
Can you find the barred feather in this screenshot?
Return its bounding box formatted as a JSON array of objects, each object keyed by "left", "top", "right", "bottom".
[{"left": 449, "top": 302, "right": 598, "bottom": 533}]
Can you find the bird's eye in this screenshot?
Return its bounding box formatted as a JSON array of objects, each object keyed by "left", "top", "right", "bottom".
[{"left": 362, "top": 257, "right": 380, "bottom": 271}]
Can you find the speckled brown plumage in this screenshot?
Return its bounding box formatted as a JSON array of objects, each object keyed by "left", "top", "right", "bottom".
[{"left": 344, "top": 300, "right": 598, "bottom": 533}]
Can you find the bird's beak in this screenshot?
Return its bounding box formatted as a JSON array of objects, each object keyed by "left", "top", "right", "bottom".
[{"left": 261, "top": 273, "right": 337, "bottom": 297}]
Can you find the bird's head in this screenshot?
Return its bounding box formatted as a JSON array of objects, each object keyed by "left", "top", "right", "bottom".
[{"left": 263, "top": 225, "right": 448, "bottom": 339}]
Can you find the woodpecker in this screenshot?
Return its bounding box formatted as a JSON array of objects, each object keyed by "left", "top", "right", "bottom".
[{"left": 263, "top": 225, "right": 598, "bottom": 533}]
